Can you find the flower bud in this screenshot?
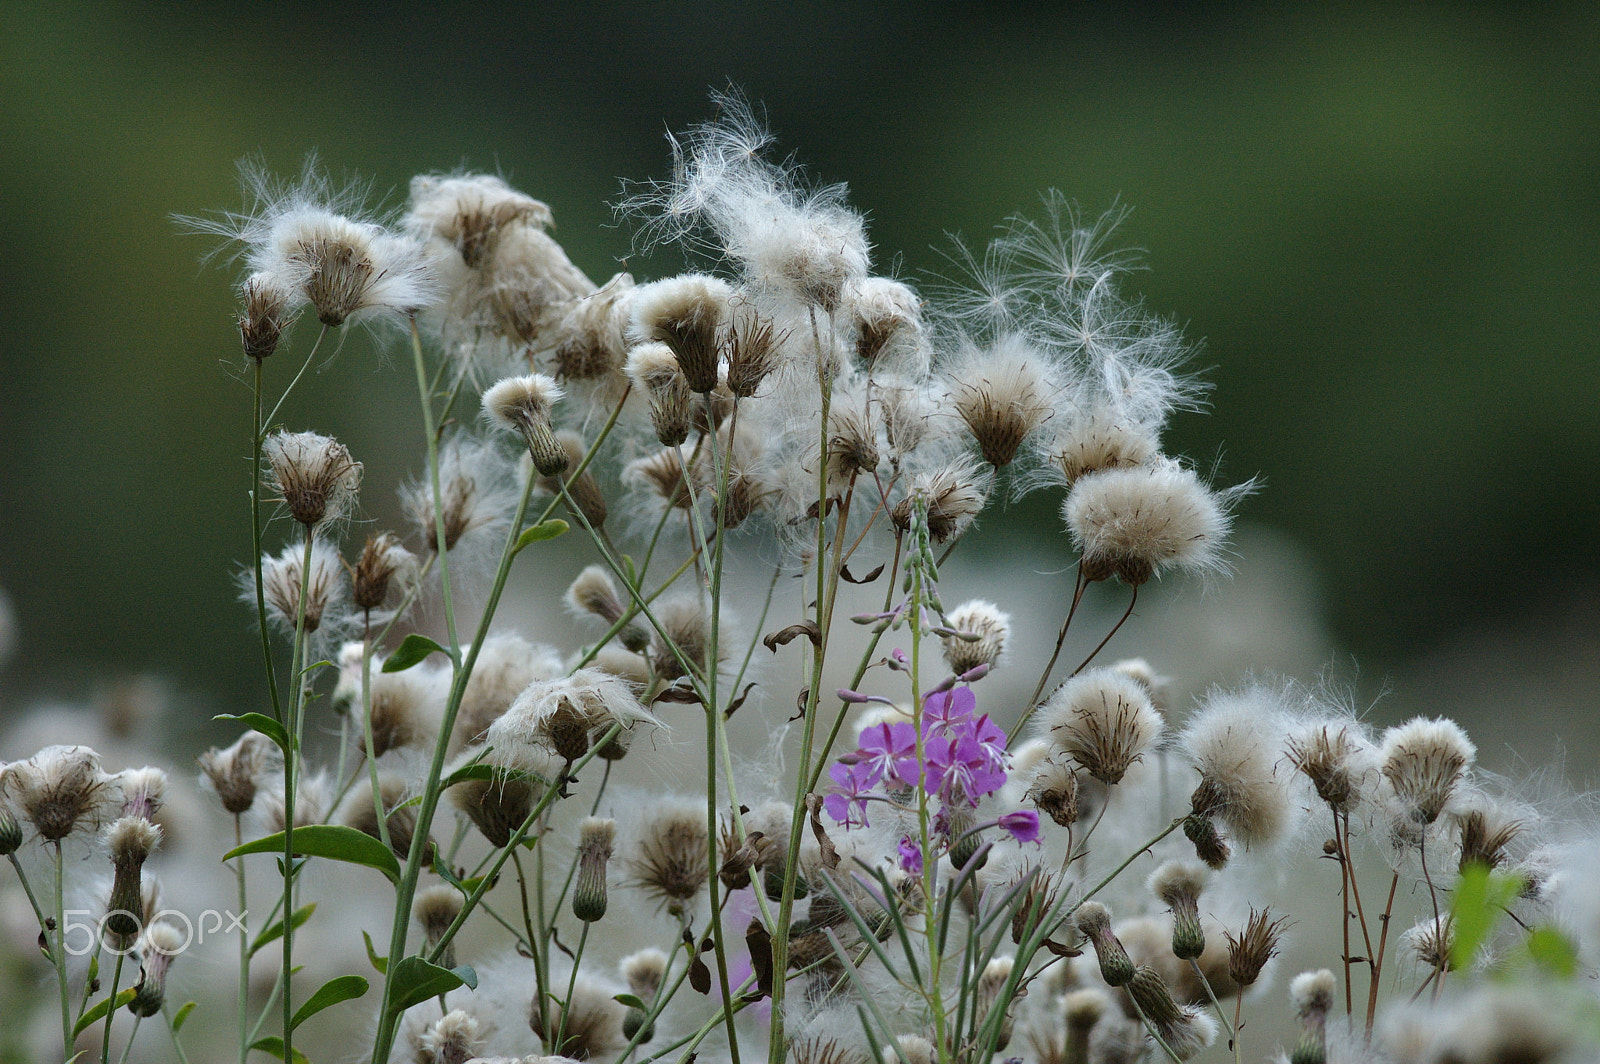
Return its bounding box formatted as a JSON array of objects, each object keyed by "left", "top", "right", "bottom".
[{"left": 573, "top": 817, "right": 616, "bottom": 922}]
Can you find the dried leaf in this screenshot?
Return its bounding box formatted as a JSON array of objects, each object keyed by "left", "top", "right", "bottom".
[{"left": 763, "top": 622, "right": 821, "bottom": 653}]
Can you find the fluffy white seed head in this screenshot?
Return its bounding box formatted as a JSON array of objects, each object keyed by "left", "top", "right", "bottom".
[
  {"left": 407, "top": 172, "right": 552, "bottom": 268},
  {"left": 566, "top": 565, "right": 627, "bottom": 624},
  {"left": 251, "top": 538, "right": 349, "bottom": 638},
  {"left": 1037, "top": 403, "right": 1159, "bottom": 489},
  {"left": 351, "top": 531, "right": 418, "bottom": 616},
  {"left": 400, "top": 435, "right": 517, "bottom": 559},
  {"left": 628, "top": 274, "right": 731, "bottom": 393},
  {"left": 940, "top": 599, "right": 1010, "bottom": 676},
  {"left": 944, "top": 332, "right": 1058, "bottom": 468},
  {"left": 626, "top": 342, "right": 694, "bottom": 447},
  {"left": 481, "top": 374, "right": 568, "bottom": 475},
  {"left": 620, "top": 948, "right": 669, "bottom": 1001},
  {"left": 630, "top": 798, "right": 711, "bottom": 915},
  {"left": 1038, "top": 667, "right": 1163, "bottom": 785},
  {"left": 1289, "top": 969, "right": 1336, "bottom": 1017},
  {"left": 1179, "top": 684, "right": 1295, "bottom": 850},
  {"left": 1380, "top": 717, "right": 1476, "bottom": 828},
  {"left": 552, "top": 272, "right": 636, "bottom": 391},
  {"left": 262, "top": 430, "right": 362, "bottom": 529},
  {"left": 487, "top": 668, "right": 657, "bottom": 765},
  {"left": 1062, "top": 458, "right": 1246, "bottom": 585},
  {"left": 1148, "top": 860, "right": 1209, "bottom": 910},
  {"left": 1286, "top": 716, "right": 1379, "bottom": 815},
  {"left": 450, "top": 632, "right": 565, "bottom": 752},
  {"left": 198, "top": 731, "right": 281, "bottom": 816},
  {"left": 849, "top": 276, "right": 923, "bottom": 370},
  {"left": 891, "top": 460, "right": 992, "bottom": 544},
  {"left": 238, "top": 271, "right": 295, "bottom": 360}
]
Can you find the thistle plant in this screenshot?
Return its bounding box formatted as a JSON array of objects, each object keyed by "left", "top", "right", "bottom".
[{"left": 2, "top": 89, "right": 1599, "bottom": 1064}]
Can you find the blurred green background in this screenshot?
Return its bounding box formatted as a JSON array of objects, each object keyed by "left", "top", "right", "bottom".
[{"left": 1, "top": 2, "right": 1596, "bottom": 757}]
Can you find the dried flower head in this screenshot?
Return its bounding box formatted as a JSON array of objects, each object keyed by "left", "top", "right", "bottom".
[
  {"left": 480, "top": 222, "right": 597, "bottom": 346},
  {"left": 417, "top": 1009, "right": 483, "bottom": 1064},
  {"left": 724, "top": 305, "right": 782, "bottom": 397},
  {"left": 566, "top": 565, "right": 627, "bottom": 626},
  {"left": 1224, "top": 907, "right": 1287, "bottom": 988},
  {"left": 482, "top": 374, "right": 568, "bottom": 476},
  {"left": 530, "top": 977, "right": 628, "bottom": 1060},
  {"left": 624, "top": 445, "right": 696, "bottom": 513},
  {"left": 128, "top": 918, "right": 186, "bottom": 1018},
  {"left": 1402, "top": 917, "right": 1455, "bottom": 974},
  {"left": 626, "top": 342, "right": 695, "bottom": 447},
  {"left": 447, "top": 758, "right": 548, "bottom": 849},
  {"left": 1025, "top": 758, "right": 1081, "bottom": 827},
  {"left": 1289, "top": 969, "right": 1336, "bottom": 1064},
  {"left": 1286, "top": 718, "right": 1377, "bottom": 814},
  {"left": 263, "top": 429, "right": 362, "bottom": 529},
  {"left": 1180, "top": 685, "right": 1294, "bottom": 850},
  {"left": 630, "top": 799, "right": 710, "bottom": 914},
  {"left": 629, "top": 274, "right": 731, "bottom": 394},
  {"left": 891, "top": 461, "right": 992, "bottom": 544},
  {"left": 401, "top": 435, "right": 517, "bottom": 558},
  {"left": 239, "top": 271, "right": 294, "bottom": 360},
  {"left": 946, "top": 333, "right": 1058, "bottom": 468},
  {"left": 1148, "top": 860, "right": 1209, "bottom": 960},
  {"left": 337, "top": 774, "right": 431, "bottom": 863},
  {"left": 1062, "top": 458, "right": 1245, "bottom": 584},
  {"left": 360, "top": 664, "right": 446, "bottom": 759},
  {"left": 1454, "top": 800, "right": 1524, "bottom": 873},
  {"left": 104, "top": 815, "right": 162, "bottom": 939},
  {"left": 256, "top": 769, "right": 330, "bottom": 834},
  {"left": 252, "top": 538, "right": 349, "bottom": 636},
  {"left": 488, "top": 669, "right": 657, "bottom": 765},
  {"left": 187, "top": 158, "right": 438, "bottom": 328},
  {"left": 552, "top": 272, "right": 636, "bottom": 387},
  {"left": 408, "top": 172, "right": 552, "bottom": 269},
  {"left": 826, "top": 391, "right": 881, "bottom": 489},
  {"left": 1380, "top": 717, "right": 1475, "bottom": 828},
  {"left": 1126, "top": 967, "right": 1217, "bottom": 1060},
  {"left": 351, "top": 531, "right": 419, "bottom": 615},
  {"left": 2, "top": 745, "right": 118, "bottom": 842},
  {"left": 940, "top": 599, "right": 1010, "bottom": 676},
  {"left": 650, "top": 596, "right": 718, "bottom": 682},
  {"left": 414, "top": 884, "right": 464, "bottom": 970},
  {"left": 1038, "top": 668, "right": 1163, "bottom": 785},
  {"left": 849, "top": 276, "right": 922, "bottom": 369},
  {"left": 1183, "top": 813, "right": 1231, "bottom": 870},
  {"left": 450, "top": 632, "right": 565, "bottom": 752}
]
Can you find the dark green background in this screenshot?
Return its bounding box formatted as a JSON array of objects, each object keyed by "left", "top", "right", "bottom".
[{"left": 1, "top": 3, "right": 1596, "bottom": 751}]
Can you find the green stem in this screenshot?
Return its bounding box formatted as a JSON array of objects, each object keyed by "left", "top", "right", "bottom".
[
  {"left": 410, "top": 315, "right": 459, "bottom": 656},
  {"left": 162, "top": 1000, "right": 192, "bottom": 1064},
  {"left": 54, "top": 842, "right": 73, "bottom": 1055},
  {"left": 250, "top": 357, "right": 284, "bottom": 726},
  {"left": 116, "top": 1014, "right": 143, "bottom": 1064},
  {"left": 555, "top": 922, "right": 591, "bottom": 1053},
  {"left": 233, "top": 816, "right": 249, "bottom": 1064},
  {"left": 100, "top": 948, "right": 126, "bottom": 1064},
  {"left": 281, "top": 528, "right": 316, "bottom": 1064}
]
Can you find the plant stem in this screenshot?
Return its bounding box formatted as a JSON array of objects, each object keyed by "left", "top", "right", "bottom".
[
  {"left": 101, "top": 947, "right": 126, "bottom": 1064},
  {"left": 1009, "top": 564, "right": 1086, "bottom": 742},
  {"left": 233, "top": 815, "right": 249, "bottom": 1064}
]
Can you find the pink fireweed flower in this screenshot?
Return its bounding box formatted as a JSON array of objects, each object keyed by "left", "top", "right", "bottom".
[
  {"left": 997, "top": 810, "right": 1041, "bottom": 845},
  {"left": 923, "top": 686, "right": 977, "bottom": 735},
  {"left": 824, "top": 761, "right": 877, "bottom": 827},
  {"left": 898, "top": 836, "right": 924, "bottom": 875},
  {"left": 841, "top": 721, "right": 921, "bottom": 789}
]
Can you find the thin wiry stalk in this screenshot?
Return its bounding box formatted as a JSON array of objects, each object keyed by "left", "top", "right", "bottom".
[
  {"left": 281, "top": 526, "right": 317, "bottom": 1064},
  {"left": 1010, "top": 563, "right": 1087, "bottom": 742},
  {"left": 100, "top": 947, "right": 126, "bottom": 1064}
]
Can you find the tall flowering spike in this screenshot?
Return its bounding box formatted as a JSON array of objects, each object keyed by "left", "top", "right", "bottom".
[
  {"left": 413, "top": 884, "right": 464, "bottom": 970},
  {"left": 630, "top": 799, "right": 710, "bottom": 916},
  {"left": 2, "top": 745, "right": 118, "bottom": 842},
  {"left": 573, "top": 816, "right": 616, "bottom": 922},
  {"left": 940, "top": 599, "right": 1010, "bottom": 676},
  {"left": 482, "top": 373, "right": 568, "bottom": 476},
  {"left": 1380, "top": 716, "right": 1475, "bottom": 828},
  {"left": 1075, "top": 901, "right": 1134, "bottom": 987},
  {"left": 627, "top": 342, "right": 694, "bottom": 446},
  {"left": 406, "top": 172, "right": 552, "bottom": 269},
  {"left": 629, "top": 274, "right": 731, "bottom": 393},
  {"left": 1179, "top": 684, "right": 1295, "bottom": 851},
  {"left": 251, "top": 538, "right": 348, "bottom": 636},
  {"left": 351, "top": 531, "right": 418, "bottom": 615},
  {"left": 239, "top": 271, "right": 294, "bottom": 361},
  {"left": 263, "top": 429, "right": 362, "bottom": 529},
  {"left": 1037, "top": 667, "right": 1163, "bottom": 786},
  {"left": 1062, "top": 457, "right": 1248, "bottom": 585},
  {"left": 1149, "top": 860, "right": 1209, "bottom": 960},
  {"left": 1289, "top": 969, "right": 1336, "bottom": 1064},
  {"left": 186, "top": 158, "right": 437, "bottom": 328},
  {"left": 945, "top": 333, "right": 1058, "bottom": 469}
]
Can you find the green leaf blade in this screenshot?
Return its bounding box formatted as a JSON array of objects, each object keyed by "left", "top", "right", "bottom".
[
  {"left": 513, "top": 519, "right": 568, "bottom": 554},
  {"left": 213, "top": 712, "right": 291, "bottom": 753},
  {"left": 290, "top": 974, "right": 369, "bottom": 1031},
  {"left": 223, "top": 825, "right": 401, "bottom": 883},
  {"left": 250, "top": 902, "right": 317, "bottom": 958},
  {"left": 382, "top": 634, "right": 448, "bottom": 673},
  {"left": 386, "top": 957, "right": 467, "bottom": 1013}
]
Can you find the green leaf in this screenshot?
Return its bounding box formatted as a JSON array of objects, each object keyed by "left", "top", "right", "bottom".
[
  {"left": 290, "top": 974, "right": 369, "bottom": 1031},
  {"left": 621, "top": 554, "right": 638, "bottom": 588},
  {"left": 454, "top": 964, "right": 478, "bottom": 990},
  {"left": 73, "top": 988, "right": 138, "bottom": 1037},
  {"left": 613, "top": 993, "right": 647, "bottom": 1010},
  {"left": 382, "top": 634, "right": 449, "bottom": 673},
  {"left": 362, "top": 930, "right": 388, "bottom": 976},
  {"left": 1450, "top": 864, "right": 1522, "bottom": 969},
  {"left": 170, "top": 1001, "right": 198, "bottom": 1033},
  {"left": 224, "top": 825, "right": 400, "bottom": 884},
  {"left": 214, "top": 712, "right": 291, "bottom": 753},
  {"left": 250, "top": 903, "right": 317, "bottom": 958},
  {"left": 250, "top": 1036, "right": 310, "bottom": 1064},
  {"left": 513, "top": 519, "right": 568, "bottom": 554},
  {"left": 1528, "top": 925, "right": 1580, "bottom": 978},
  {"left": 386, "top": 957, "right": 468, "bottom": 1013}
]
